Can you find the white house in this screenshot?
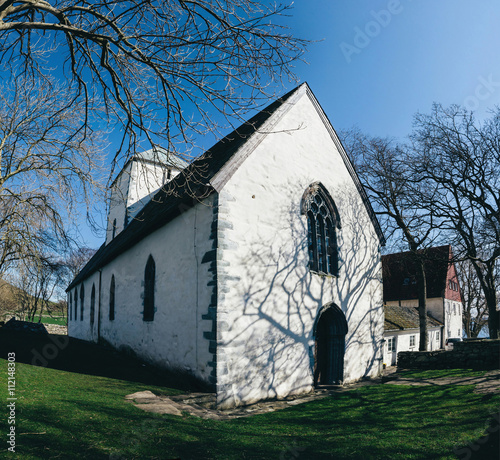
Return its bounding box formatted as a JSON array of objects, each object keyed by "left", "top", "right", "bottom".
[
  {"left": 382, "top": 245, "right": 463, "bottom": 344},
  {"left": 67, "top": 83, "right": 386, "bottom": 408},
  {"left": 383, "top": 305, "right": 443, "bottom": 367}
]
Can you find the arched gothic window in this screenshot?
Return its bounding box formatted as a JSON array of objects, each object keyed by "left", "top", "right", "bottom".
[
  {"left": 74, "top": 288, "right": 78, "bottom": 320},
  {"left": 109, "top": 275, "right": 115, "bottom": 321},
  {"left": 112, "top": 218, "right": 117, "bottom": 239},
  {"left": 90, "top": 284, "right": 96, "bottom": 325},
  {"left": 80, "top": 284, "right": 85, "bottom": 321},
  {"left": 302, "top": 183, "right": 340, "bottom": 276},
  {"left": 143, "top": 255, "right": 155, "bottom": 321}
]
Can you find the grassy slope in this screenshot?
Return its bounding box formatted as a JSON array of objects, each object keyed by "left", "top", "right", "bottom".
[
  {"left": 0, "top": 278, "right": 64, "bottom": 323},
  {"left": 1, "top": 358, "right": 498, "bottom": 459},
  {"left": 34, "top": 315, "right": 67, "bottom": 326}
]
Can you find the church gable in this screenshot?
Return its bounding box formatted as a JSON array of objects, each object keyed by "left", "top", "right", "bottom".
[
  {"left": 67, "top": 83, "right": 385, "bottom": 408},
  {"left": 211, "top": 88, "right": 385, "bottom": 407}
]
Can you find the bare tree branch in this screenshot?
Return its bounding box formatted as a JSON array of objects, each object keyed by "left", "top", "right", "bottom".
[{"left": 0, "top": 0, "right": 308, "bottom": 169}]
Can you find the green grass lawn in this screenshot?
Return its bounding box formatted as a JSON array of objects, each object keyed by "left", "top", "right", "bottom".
[
  {"left": 2, "top": 313, "right": 67, "bottom": 326},
  {"left": 1, "top": 359, "right": 498, "bottom": 459},
  {"left": 397, "top": 369, "right": 488, "bottom": 380},
  {"left": 38, "top": 315, "right": 67, "bottom": 326}
]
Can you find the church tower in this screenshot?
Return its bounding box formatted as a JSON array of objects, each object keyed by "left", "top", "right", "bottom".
[{"left": 106, "top": 148, "right": 189, "bottom": 245}]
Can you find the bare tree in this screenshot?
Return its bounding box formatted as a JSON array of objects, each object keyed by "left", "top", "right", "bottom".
[
  {"left": 0, "top": 76, "right": 105, "bottom": 275},
  {"left": 342, "top": 130, "right": 442, "bottom": 350},
  {"left": 457, "top": 258, "right": 489, "bottom": 338},
  {"left": 411, "top": 104, "right": 500, "bottom": 339},
  {"left": 0, "top": 0, "right": 307, "bottom": 164},
  {"left": 10, "top": 254, "right": 65, "bottom": 322},
  {"left": 64, "top": 246, "right": 97, "bottom": 284}
]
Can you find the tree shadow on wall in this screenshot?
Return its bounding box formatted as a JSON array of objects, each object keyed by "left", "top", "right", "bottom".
[{"left": 217, "top": 182, "right": 384, "bottom": 407}]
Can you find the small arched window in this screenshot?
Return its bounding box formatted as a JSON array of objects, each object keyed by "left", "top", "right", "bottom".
[
  {"left": 302, "top": 183, "right": 340, "bottom": 276},
  {"left": 74, "top": 288, "right": 78, "bottom": 320},
  {"left": 109, "top": 275, "right": 115, "bottom": 321},
  {"left": 90, "top": 284, "right": 96, "bottom": 325},
  {"left": 143, "top": 255, "right": 155, "bottom": 321},
  {"left": 80, "top": 284, "right": 85, "bottom": 321}
]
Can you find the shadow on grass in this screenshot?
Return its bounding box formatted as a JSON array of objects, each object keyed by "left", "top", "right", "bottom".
[
  {"left": 454, "top": 412, "right": 500, "bottom": 460},
  {"left": 0, "top": 330, "right": 205, "bottom": 392},
  {"left": 3, "top": 332, "right": 499, "bottom": 459},
  {"left": 9, "top": 366, "right": 500, "bottom": 460}
]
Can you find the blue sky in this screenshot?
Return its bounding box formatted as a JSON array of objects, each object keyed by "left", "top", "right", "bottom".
[
  {"left": 80, "top": 0, "right": 500, "bottom": 248},
  {"left": 286, "top": 0, "right": 500, "bottom": 138}
]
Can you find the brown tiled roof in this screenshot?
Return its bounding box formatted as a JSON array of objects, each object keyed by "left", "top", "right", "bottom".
[
  {"left": 384, "top": 305, "right": 443, "bottom": 331},
  {"left": 382, "top": 245, "right": 453, "bottom": 302}
]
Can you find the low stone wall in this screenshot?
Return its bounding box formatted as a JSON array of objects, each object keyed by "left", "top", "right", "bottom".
[
  {"left": 43, "top": 324, "right": 68, "bottom": 335},
  {"left": 398, "top": 339, "right": 500, "bottom": 370}
]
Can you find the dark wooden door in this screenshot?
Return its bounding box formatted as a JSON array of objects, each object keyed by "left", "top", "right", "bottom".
[{"left": 314, "top": 307, "right": 346, "bottom": 385}]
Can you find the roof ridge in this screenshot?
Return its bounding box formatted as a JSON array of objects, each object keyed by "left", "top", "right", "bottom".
[{"left": 67, "top": 84, "right": 305, "bottom": 291}]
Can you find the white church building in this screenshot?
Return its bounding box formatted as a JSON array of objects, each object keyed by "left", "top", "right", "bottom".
[{"left": 67, "top": 83, "right": 386, "bottom": 408}]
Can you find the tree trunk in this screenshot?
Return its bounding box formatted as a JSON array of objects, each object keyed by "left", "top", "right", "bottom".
[
  {"left": 471, "top": 260, "right": 499, "bottom": 339},
  {"left": 415, "top": 255, "right": 428, "bottom": 350},
  {"left": 485, "top": 289, "right": 499, "bottom": 339}
]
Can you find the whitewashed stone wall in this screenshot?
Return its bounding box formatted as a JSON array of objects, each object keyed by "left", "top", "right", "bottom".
[
  {"left": 69, "top": 196, "right": 216, "bottom": 384},
  {"left": 106, "top": 162, "right": 133, "bottom": 244},
  {"left": 68, "top": 86, "right": 384, "bottom": 407},
  {"left": 213, "top": 91, "right": 384, "bottom": 408}
]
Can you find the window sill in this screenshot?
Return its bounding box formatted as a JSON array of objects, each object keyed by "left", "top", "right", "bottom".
[{"left": 310, "top": 270, "right": 339, "bottom": 279}]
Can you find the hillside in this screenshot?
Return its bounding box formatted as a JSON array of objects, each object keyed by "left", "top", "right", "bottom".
[{"left": 0, "top": 278, "right": 64, "bottom": 322}]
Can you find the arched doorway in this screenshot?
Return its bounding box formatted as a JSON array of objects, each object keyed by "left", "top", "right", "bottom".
[{"left": 314, "top": 304, "right": 348, "bottom": 386}]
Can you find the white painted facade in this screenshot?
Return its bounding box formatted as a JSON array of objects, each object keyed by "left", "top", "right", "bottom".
[
  {"left": 68, "top": 84, "right": 385, "bottom": 408},
  {"left": 383, "top": 328, "right": 442, "bottom": 367},
  {"left": 69, "top": 196, "right": 216, "bottom": 381},
  {"left": 385, "top": 297, "right": 463, "bottom": 341},
  {"left": 212, "top": 91, "right": 384, "bottom": 407}
]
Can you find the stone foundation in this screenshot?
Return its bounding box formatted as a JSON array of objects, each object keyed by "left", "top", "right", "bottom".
[{"left": 398, "top": 339, "right": 500, "bottom": 370}]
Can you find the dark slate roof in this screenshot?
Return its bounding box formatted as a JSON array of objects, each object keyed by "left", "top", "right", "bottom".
[
  {"left": 384, "top": 305, "right": 443, "bottom": 331},
  {"left": 382, "top": 245, "right": 452, "bottom": 302},
  {"left": 68, "top": 82, "right": 385, "bottom": 291},
  {"left": 68, "top": 85, "right": 301, "bottom": 291}
]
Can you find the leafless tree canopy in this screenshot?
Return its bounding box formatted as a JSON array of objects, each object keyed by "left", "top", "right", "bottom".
[
  {"left": 10, "top": 255, "right": 66, "bottom": 321},
  {"left": 0, "top": 0, "right": 307, "bottom": 162},
  {"left": 411, "top": 104, "right": 500, "bottom": 338},
  {"left": 457, "top": 258, "right": 489, "bottom": 338},
  {"left": 341, "top": 130, "right": 438, "bottom": 350},
  {"left": 0, "top": 76, "right": 105, "bottom": 273},
  {"left": 342, "top": 105, "right": 500, "bottom": 339}
]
